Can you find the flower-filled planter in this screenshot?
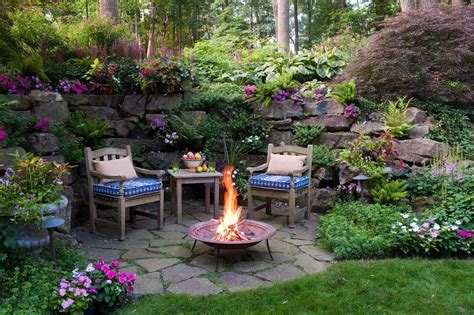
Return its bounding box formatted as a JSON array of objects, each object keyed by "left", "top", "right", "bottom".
[{"left": 0, "top": 155, "right": 73, "bottom": 250}]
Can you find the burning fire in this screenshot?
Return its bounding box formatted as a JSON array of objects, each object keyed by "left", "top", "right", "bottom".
[{"left": 213, "top": 166, "right": 249, "bottom": 241}]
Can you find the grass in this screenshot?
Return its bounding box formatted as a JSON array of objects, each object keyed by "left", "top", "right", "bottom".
[{"left": 117, "top": 259, "right": 474, "bottom": 314}]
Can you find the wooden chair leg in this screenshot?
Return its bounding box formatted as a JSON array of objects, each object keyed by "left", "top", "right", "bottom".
[
  {"left": 265, "top": 197, "right": 272, "bottom": 215},
  {"left": 288, "top": 188, "right": 296, "bottom": 228},
  {"left": 247, "top": 185, "right": 254, "bottom": 219},
  {"left": 89, "top": 198, "right": 97, "bottom": 234},
  {"left": 305, "top": 188, "right": 311, "bottom": 220},
  {"left": 158, "top": 189, "right": 164, "bottom": 229},
  {"left": 129, "top": 206, "right": 136, "bottom": 225},
  {"left": 118, "top": 197, "right": 126, "bottom": 241}
]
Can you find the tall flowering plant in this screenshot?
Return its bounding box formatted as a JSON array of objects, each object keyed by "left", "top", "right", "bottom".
[
  {"left": 138, "top": 58, "right": 190, "bottom": 94},
  {"left": 53, "top": 260, "right": 136, "bottom": 314}
]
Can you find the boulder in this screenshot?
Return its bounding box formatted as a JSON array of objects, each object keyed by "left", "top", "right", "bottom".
[
  {"left": 147, "top": 94, "right": 182, "bottom": 112},
  {"left": 298, "top": 115, "right": 354, "bottom": 132},
  {"left": 268, "top": 118, "right": 293, "bottom": 130},
  {"left": 368, "top": 112, "right": 384, "bottom": 122},
  {"left": 15, "top": 110, "right": 32, "bottom": 120},
  {"left": 121, "top": 94, "right": 148, "bottom": 117},
  {"left": 310, "top": 188, "right": 338, "bottom": 212},
  {"left": 145, "top": 114, "right": 166, "bottom": 124},
  {"left": 350, "top": 121, "right": 385, "bottom": 134},
  {"left": 34, "top": 101, "right": 69, "bottom": 123},
  {"left": 394, "top": 138, "right": 446, "bottom": 164},
  {"left": 63, "top": 94, "right": 124, "bottom": 107},
  {"left": 0, "top": 147, "right": 26, "bottom": 169},
  {"left": 406, "top": 107, "right": 428, "bottom": 124},
  {"left": 264, "top": 129, "right": 292, "bottom": 147},
  {"left": 312, "top": 166, "right": 337, "bottom": 181},
  {"left": 27, "top": 133, "right": 60, "bottom": 153},
  {"left": 3, "top": 95, "right": 34, "bottom": 110},
  {"left": 29, "top": 90, "right": 63, "bottom": 102},
  {"left": 408, "top": 124, "right": 433, "bottom": 139},
  {"left": 338, "top": 165, "right": 358, "bottom": 185},
  {"left": 315, "top": 132, "right": 357, "bottom": 149},
  {"left": 181, "top": 111, "right": 207, "bottom": 124},
  {"left": 251, "top": 100, "right": 303, "bottom": 119},
  {"left": 73, "top": 106, "right": 120, "bottom": 121},
  {"left": 110, "top": 120, "right": 136, "bottom": 138},
  {"left": 303, "top": 99, "right": 345, "bottom": 116}
]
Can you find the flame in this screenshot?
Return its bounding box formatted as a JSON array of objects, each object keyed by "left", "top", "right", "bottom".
[{"left": 214, "top": 165, "right": 247, "bottom": 241}]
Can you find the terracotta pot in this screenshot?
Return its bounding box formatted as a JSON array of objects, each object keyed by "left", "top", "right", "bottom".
[{"left": 97, "top": 84, "right": 113, "bottom": 95}]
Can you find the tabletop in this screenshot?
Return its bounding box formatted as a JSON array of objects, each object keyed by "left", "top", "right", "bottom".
[{"left": 167, "top": 169, "right": 223, "bottom": 179}]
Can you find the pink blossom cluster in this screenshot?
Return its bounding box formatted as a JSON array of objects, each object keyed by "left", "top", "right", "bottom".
[
  {"left": 94, "top": 260, "right": 136, "bottom": 293},
  {"left": 57, "top": 79, "right": 88, "bottom": 94},
  {"left": 0, "top": 75, "right": 49, "bottom": 95},
  {"left": 343, "top": 105, "right": 359, "bottom": 120},
  {"left": 57, "top": 272, "right": 94, "bottom": 311},
  {"left": 243, "top": 85, "right": 256, "bottom": 98},
  {"left": 458, "top": 230, "right": 473, "bottom": 239},
  {"left": 0, "top": 128, "right": 5, "bottom": 142},
  {"left": 33, "top": 117, "right": 50, "bottom": 133}
]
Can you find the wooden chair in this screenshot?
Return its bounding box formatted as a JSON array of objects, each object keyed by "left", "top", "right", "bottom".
[
  {"left": 247, "top": 143, "right": 313, "bottom": 228},
  {"left": 84, "top": 145, "right": 165, "bottom": 241}
]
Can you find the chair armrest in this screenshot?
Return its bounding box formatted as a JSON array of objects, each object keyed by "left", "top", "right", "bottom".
[
  {"left": 246, "top": 163, "right": 268, "bottom": 175},
  {"left": 90, "top": 171, "right": 126, "bottom": 182},
  {"left": 290, "top": 166, "right": 310, "bottom": 177},
  {"left": 134, "top": 167, "right": 165, "bottom": 178}
]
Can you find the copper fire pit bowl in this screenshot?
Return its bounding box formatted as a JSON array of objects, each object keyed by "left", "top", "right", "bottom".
[{"left": 187, "top": 220, "right": 277, "bottom": 271}]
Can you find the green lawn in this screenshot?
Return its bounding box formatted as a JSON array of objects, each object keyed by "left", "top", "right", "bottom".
[{"left": 117, "top": 259, "right": 474, "bottom": 314}]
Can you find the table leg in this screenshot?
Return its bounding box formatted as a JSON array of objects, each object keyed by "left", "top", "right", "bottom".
[
  {"left": 171, "top": 177, "right": 176, "bottom": 216},
  {"left": 176, "top": 180, "right": 182, "bottom": 224},
  {"left": 205, "top": 183, "right": 210, "bottom": 214},
  {"left": 213, "top": 178, "right": 219, "bottom": 219}
]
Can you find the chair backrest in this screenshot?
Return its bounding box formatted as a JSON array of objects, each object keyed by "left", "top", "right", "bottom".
[
  {"left": 266, "top": 143, "right": 313, "bottom": 170},
  {"left": 84, "top": 145, "right": 133, "bottom": 186}
]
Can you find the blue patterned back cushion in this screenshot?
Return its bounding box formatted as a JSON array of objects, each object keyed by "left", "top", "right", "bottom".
[
  {"left": 93, "top": 178, "right": 161, "bottom": 198},
  {"left": 250, "top": 174, "right": 310, "bottom": 190}
]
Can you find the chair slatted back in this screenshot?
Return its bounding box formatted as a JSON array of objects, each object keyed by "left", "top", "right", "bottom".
[{"left": 84, "top": 146, "right": 133, "bottom": 186}]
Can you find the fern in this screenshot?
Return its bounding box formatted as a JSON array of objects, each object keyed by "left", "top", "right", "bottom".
[
  {"left": 329, "top": 79, "right": 356, "bottom": 104},
  {"left": 383, "top": 97, "right": 412, "bottom": 138},
  {"left": 369, "top": 179, "right": 408, "bottom": 204}
]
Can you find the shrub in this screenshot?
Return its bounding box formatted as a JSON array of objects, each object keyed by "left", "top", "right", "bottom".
[
  {"left": 339, "top": 6, "right": 474, "bottom": 110},
  {"left": 320, "top": 202, "right": 410, "bottom": 259},
  {"left": 293, "top": 124, "right": 325, "bottom": 147},
  {"left": 329, "top": 79, "right": 356, "bottom": 105},
  {"left": 312, "top": 145, "right": 336, "bottom": 168},
  {"left": 138, "top": 58, "right": 191, "bottom": 94}
]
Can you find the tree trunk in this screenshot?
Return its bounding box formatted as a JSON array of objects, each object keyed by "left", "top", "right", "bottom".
[
  {"left": 178, "top": 0, "right": 183, "bottom": 55},
  {"left": 272, "top": 0, "right": 279, "bottom": 41},
  {"left": 451, "top": 0, "right": 467, "bottom": 5},
  {"left": 400, "top": 0, "right": 418, "bottom": 11},
  {"left": 277, "top": 0, "right": 290, "bottom": 52},
  {"left": 306, "top": 0, "right": 313, "bottom": 48},
  {"left": 293, "top": 0, "right": 299, "bottom": 53},
  {"left": 147, "top": 4, "right": 156, "bottom": 59},
  {"left": 99, "top": 0, "right": 119, "bottom": 23},
  {"left": 419, "top": 0, "right": 440, "bottom": 9},
  {"left": 339, "top": 0, "right": 347, "bottom": 8}
]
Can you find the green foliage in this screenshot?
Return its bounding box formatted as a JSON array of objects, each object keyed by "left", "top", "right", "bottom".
[
  {"left": 312, "top": 145, "right": 336, "bottom": 168},
  {"left": 138, "top": 58, "right": 191, "bottom": 94},
  {"left": 0, "top": 96, "right": 20, "bottom": 126},
  {"left": 320, "top": 202, "right": 410, "bottom": 259},
  {"left": 67, "top": 112, "right": 109, "bottom": 147},
  {"left": 0, "top": 241, "right": 87, "bottom": 314},
  {"left": 252, "top": 73, "right": 299, "bottom": 107},
  {"left": 201, "top": 83, "right": 244, "bottom": 98},
  {"left": 49, "top": 123, "right": 85, "bottom": 166},
  {"left": 45, "top": 57, "right": 92, "bottom": 83},
  {"left": 369, "top": 179, "right": 408, "bottom": 204},
  {"left": 166, "top": 114, "right": 204, "bottom": 150},
  {"left": 293, "top": 124, "right": 325, "bottom": 147},
  {"left": 383, "top": 97, "right": 412, "bottom": 138},
  {"left": 422, "top": 102, "right": 474, "bottom": 160},
  {"left": 12, "top": 51, "right": 48, "bottom": 81},
  {"left": 329, "top": 79, "right": 356, "bottom": 105}
]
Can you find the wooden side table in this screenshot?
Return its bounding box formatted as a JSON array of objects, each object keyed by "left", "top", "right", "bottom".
[{"left": 167, "top": 169, "right": 223, "bottom": 224}]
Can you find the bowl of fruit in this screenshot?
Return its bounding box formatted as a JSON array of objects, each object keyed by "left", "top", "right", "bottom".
[{"left": 182, "top": 152, "right": 205, "bottom": 169}]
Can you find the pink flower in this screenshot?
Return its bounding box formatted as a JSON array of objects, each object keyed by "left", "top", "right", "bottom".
[
  {"left": 111, "top": 260, "right": 120, "bottom": 268},
  {"left": 458, "top": 230, "right": 473, "bottom": 239},
  {"left": 100, "top": 264, "right": 110, "bottom": 273},
  {"left": 0, "top": 128, "right": 5, "bottom": 142},
  {"left": 59, "top": 288, "right": 66, "bottom": 297},
  {"left": 61, "top": 298, "right": 74, "bottom": 309},
  {"left": 430, "top": 231, "right": 439, "bottom": 238},
  {"left": 106, "top": 269, "right": 116, "bottom": 279},
  {"left": 60, "top": 279, "right": 69, "bottom": 289},
  {"left": 422, "top": 222, "right": 430, "bottom": 229},
  {"left": 118, "top": 276, "right": 127, "bottom": 284},
  {"left": 125, "top": 272, "right": 136, "bottom": 283}
]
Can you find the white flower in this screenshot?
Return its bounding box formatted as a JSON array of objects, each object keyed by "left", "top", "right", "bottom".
[
  {"left": 401, "top": 226, "right": 407, "bottom": 230},
  {"left": 106, "top": 280, "right": 112, "bottom": 284},
  {"left": 451, "top": 225, "right": 458, "bottom": 231},
  {"left": 410, "top": 222, "right": 418, "bottom": 228},
  {"left": 398, "top": 222, "right": 403, "bottom": 226},
  {"left": 402, "top": 213, "right": 409, "bottom": 219},
  {"left": 413, "top": 218, "right": 418, "bottom": 222},
  {"left": 455, "top": 220, "right": 461, "bottom": 225},
  {"left": 433, "top": 224, "right": 440, "bottom": 230},
  {"left": 413, "top": 226, "right": 420, "bottom": 232},
  {"left": 85, "top": 263, "right": 95, "bottom": 272}
]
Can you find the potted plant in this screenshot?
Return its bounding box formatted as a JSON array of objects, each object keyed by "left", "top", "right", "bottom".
[
  {"left": 84, "top": 58, "right": 119, "bottom": 95},
  {"left": 0, "top": 154, "right": 72, "bottom": 250}
]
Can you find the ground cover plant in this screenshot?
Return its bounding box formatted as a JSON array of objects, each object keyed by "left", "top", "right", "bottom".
[{"left": 117, "top": 259, "right": 474, "bottom": 315}]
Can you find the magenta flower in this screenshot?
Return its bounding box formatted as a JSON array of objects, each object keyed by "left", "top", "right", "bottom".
[
  {"left": 106, "top": 269, "right": 117, "bottom": 279},
  {"left": 61, "top": 298, "right": 74, "bottom": 309},
  {"left": 0, "top": 128, "right": 6, "bottom": 142},
  {"left": 111, "top": 260, "right": 120, "bottom": 268},
  {"left": 458, "top": 230, "right": 473, "bottom": 239},
  {"left": 430, "top": 231, "right": 439, "bottom": 238}
]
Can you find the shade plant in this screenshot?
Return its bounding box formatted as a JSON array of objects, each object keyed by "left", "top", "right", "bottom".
[{"left": 138, "top": 57, "right": 191, "bottom": 94}]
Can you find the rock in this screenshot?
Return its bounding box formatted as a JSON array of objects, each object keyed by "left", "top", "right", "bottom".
[
  {"left": 4, "top": 95, "right": 33, "bottom": 110},
  {"left": 161, "top": 264, "right": 208, "bottom": 283},
  {"left": 73, "top": 106, "right": 120, "bottom": 121},
  {"left": 156, "top": 246, "right": 193, "bottom": 258},
  {"left": 134, "top": 272, "right": 164, "bottom": 296},
  {"left": 299, "top": 115, "right": 355, "bottom": 132},
  {"left": 312, "top": 166, "right": 337, "bottom": 181},
  {"left": 233, "top": 260, "right": 271, "bottom": 273},
  {"left": 408, "top": 124, "right": 433, "bottom": 139},
  {"left": 34, "top": 101, "right": 69, "bottom": 123},
  {"left": 264, "top": 129, "right": 292, "bottom": 146},
  {"left": 315, "top": 132, "right": 357, "bottom": 149},
  {"left": 406, "top": 107, "right": 428, "bottom": 124},
  {"left": 135, "top": 257, "right": 180, "bottom": 272},
  {"left": 190, "top": 254, "right": 225, "bottom": 272},
  {"left": 255, "top": 264, "right": 304, "bottom": 282},
  {"left": 294, "top": 253, "right": 330, "bottom": 273},
  {"left": 394, "top": 138, "right": 446, "bottom": 164},
  {"left": 350, "top": 121, "right": 385, "bottom": 134},
  {"left": 303, "top": 99, "right": 345, "bottom": 116},
  {"left": 338, "top": 165, "right": 358, "bottom": 185},
  {"left": 84, "top": 247, "right": 121, "bottom": 261},
  {"left": 220, "top": 272, "right": 270, "bottom": 292},
  {"left": 310, "top": 188, "right": 337, "bottom": 212},
  {"left": 167, "top": 278, "right": 222, "bottom": 295},
  {"left": 63, "top": 94, "right": 124, "bottom": 107},
  {"left": 368, "top": 112, "right": 384, "bottom": 122},
  {"left": 251, "top": 100, "right": 303, "bottom": 119},
  {"left": 268, "top": 118, "right": 293, "bottom": 130},
  {"left": 181, "top": 111, "right": 206, "bottom": 124},
  {"left": 109, "top": 120, "right": 135, "bottom": 137},
  {"left": 29, "top": 90, "right": 63, "bottom": 102},
  {"left": 299, "top": 246, "right": 335, "bottom": 262},
  {"left": 15, "top": 110, "right": 32, "bottom": 120},
  {"left": 147, "top": 94, "right": 182, "bottom": 112},
  {"left": 0, "top": 147, "right": 26, "bottom": 169},
  {"left": 122, "top": 249, "right": 161, "bottom": 260},
  {"left": 121, "top": 94, "right": 148, "bottom": 117},
  {"left": 27, "top": 133, "right": 59, "bottom": 153}
]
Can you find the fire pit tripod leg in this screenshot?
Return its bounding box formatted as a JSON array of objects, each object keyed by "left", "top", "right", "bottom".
[
  {"left": 266, "top": 239, "right": 274, "bottom": 261},
  {"left": 215, "top": 248, "right": 220, "bottom": 272},
  {"left": 190, "top": 240, "right": 197, "bottom": 252}
]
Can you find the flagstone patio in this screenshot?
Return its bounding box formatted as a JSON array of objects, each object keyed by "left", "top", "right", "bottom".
[{"left": 72, "top": 199, "right": 335, "bottom": 296}]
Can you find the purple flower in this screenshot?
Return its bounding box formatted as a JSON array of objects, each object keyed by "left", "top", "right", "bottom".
[
  {"left": 151, "top": 117, "right": 167, "bottom": 130},
  {"left": 0, "top": 127, "right": 6, "bottom": 142},
  {"left": 111, "top": 260, "right": 120, "bottom": 268},
  {"left": 458, "top": 230, "right": 473, "bottom": 239},
  {"left": 61, "top": 298, "right": 74, "bottom": 309}
]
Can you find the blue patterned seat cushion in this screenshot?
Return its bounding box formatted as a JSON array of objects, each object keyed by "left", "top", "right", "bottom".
[
  {"left": 93, "top": 178, "right": 161, "bottom": 198},
  {"left": 250, "top": 174, "right": 310, "bottom": 191}
]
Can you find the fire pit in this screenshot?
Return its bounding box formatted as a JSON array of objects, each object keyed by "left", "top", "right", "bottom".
[{"left": 187, "top": 166, "right": 277, "bottom": 271}]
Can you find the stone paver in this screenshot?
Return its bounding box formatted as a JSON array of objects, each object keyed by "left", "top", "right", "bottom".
[
  {"left": 134, "top": 272, "right": 164, "bottom": 296},
  {"left": 167, "top": 278, "right": 222, "bottom": 295},
  {"left": 162, "top": 263, "right": 208, "bottom": 283},
  {"left": 220, "top": 272, "right": 270, "bottom": 292},
  {"left": 73, "top": 199, "right": 336, "bottom": 296},
  {"left": 255, "top": 264, "right": 305, "bottom": 282},
  {"left": 233, "top": 261, "right": 271, "bottom": 273},
  {"left": 135, "top": 258, "right": 180, "bottom": 272}
]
